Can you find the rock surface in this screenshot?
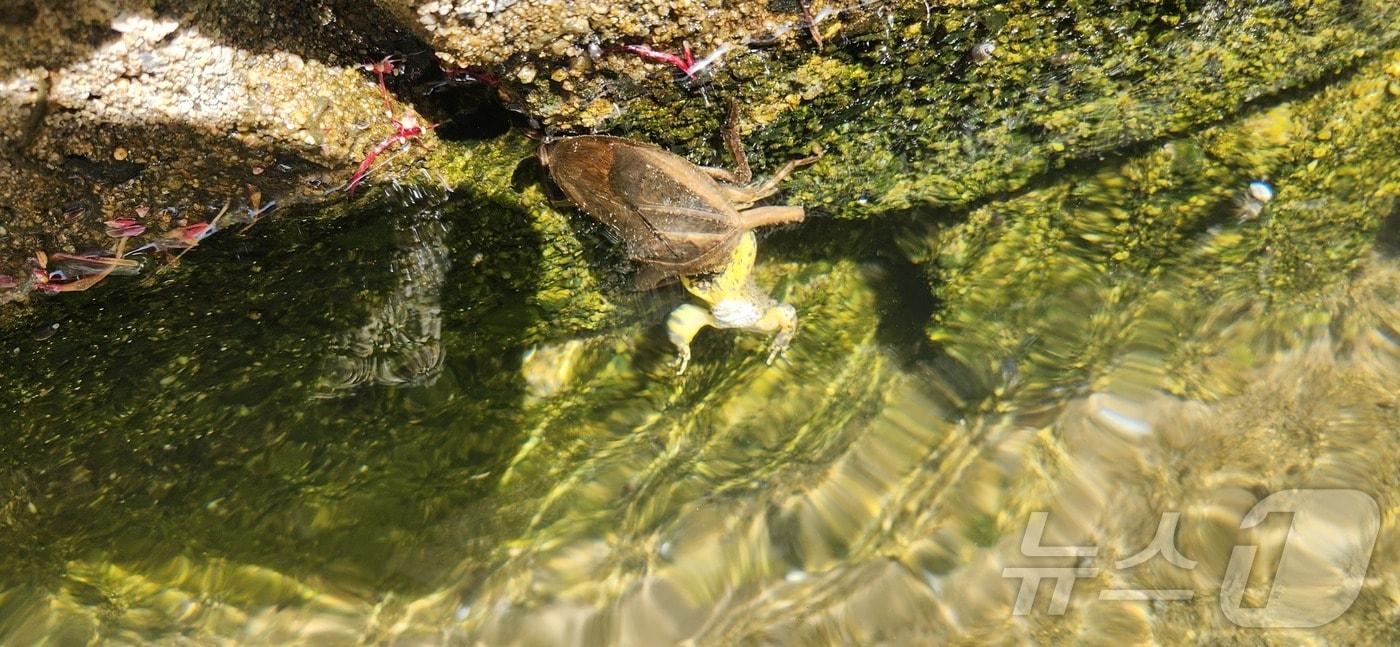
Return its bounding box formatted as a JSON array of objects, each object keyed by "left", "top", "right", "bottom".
[
  {"left": 0, "top": 0, "right": 444, "bottom": 302},
  {"left": 3, "top": 0, "right": 1398, "bottom": 309}
]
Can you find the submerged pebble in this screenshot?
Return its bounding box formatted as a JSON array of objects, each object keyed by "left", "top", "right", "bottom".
[
  {"left": 32, "top": 322, "right": 59, "bottom": 341},
  {"left": 1247, "top": 180, "right": 1275, "bottom": 203},
  {"left": 971, "top": 41, "right": 996, "bottom": 64},
  {"left": 1237, "top": 180, "right": 1275, "bottom": 220}
]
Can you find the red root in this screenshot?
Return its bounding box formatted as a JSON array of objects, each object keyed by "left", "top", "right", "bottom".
[
  {"left": 346, "top": 113, "right": 429, "bottom": 196},
  {"left": 618, "top": 43, "right": 696, "bottom": 77}
]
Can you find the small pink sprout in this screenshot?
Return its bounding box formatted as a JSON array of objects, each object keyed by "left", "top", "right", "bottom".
[
  {"left": 125, "top": 198, "right": 230, "bottom": 266},
  {"left": 104, "top": 218, "right": 147, "bottom": 238},
  {"left": 618, "top": 42, "right": 696, "bottom": 77},
  {"left": 0, "top": 274, "right": 17, "bottom": 289},
  {"left": 364, "top": 55, "right": 403, "bottom": 79},
  {"left": 348, "top": 54, "right": 437, "bottom": 196},
  {"left": 364, "top": 55, "right": 404, "bottom": 113},
  {"left": 127, "top": 221, "right": 217, "bottom": 256},
  {"left": 347, "top": 112, "right": 432, "bottom": 196}
]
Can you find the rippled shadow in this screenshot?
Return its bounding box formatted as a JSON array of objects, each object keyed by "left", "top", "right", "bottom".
[{"left": 0, "top": 176, "right": 573, "bottom": 601}]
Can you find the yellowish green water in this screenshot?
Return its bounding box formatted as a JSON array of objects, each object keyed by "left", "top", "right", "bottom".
[
  {"left": 3, "top": 30, "right": 1400, "bottom": 647},
  {"left": 4, "top": 243, "right": 1398, "bottom": 644}
]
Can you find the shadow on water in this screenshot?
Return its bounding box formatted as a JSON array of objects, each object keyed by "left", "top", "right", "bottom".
[
  {"left": 1372, "top": 198, "right": 1400, "bottom": 258},
  {"left": 764, "top": 212, "right": 941, "bottom": 359},
  {"left": 0, "top": 178, "right": 565, "bottom": 596}
]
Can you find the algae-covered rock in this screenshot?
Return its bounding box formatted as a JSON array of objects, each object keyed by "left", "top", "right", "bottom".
[
  {"left": 3, "top": 0, "right": 1396, "bottom": 306},
  {"left": 906, "top": 46, "right": 1400, "bottom": 397},
  {"left": 390, "top": 0, "right": 1399, "bottom": 219}
]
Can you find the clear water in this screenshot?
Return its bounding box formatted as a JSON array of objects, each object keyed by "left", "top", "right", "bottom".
[{"left": 3, "top": 50, "right": 1400, "bottom": 647}]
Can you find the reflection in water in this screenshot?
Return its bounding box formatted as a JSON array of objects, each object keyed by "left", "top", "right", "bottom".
[{"left": 316, "top": 206, "right": 451, "bottom": 396}]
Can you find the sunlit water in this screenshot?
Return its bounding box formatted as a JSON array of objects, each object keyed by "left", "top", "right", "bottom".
[{"left": 4, "top": 50, "right": 1400, "bottom": 647}]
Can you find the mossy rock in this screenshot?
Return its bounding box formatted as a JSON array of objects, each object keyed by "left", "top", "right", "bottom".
[
  {"left": 524, "top": 0, "right": 1400, "bottom": 220},
  {"left": 902, "top": 46, "right": 1400, "bottom": 401}
]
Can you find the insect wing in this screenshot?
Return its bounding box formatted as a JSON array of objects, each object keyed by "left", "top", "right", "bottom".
[
  {"left": 607, "top": 143, "right": 737, "bottom": 266},
  {"left": 548, "top": 138, "right": 679, "bottom": 257},
  {"left": 546, "top": 136, "right": 742, "bottom": 274}
]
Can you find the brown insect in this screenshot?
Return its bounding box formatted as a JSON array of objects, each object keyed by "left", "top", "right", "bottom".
[
  {"left": 540, "top": 101, "right": 818, "bottom": 373},
  {"left": 538, "top": 100, "right": 817, "bottom": 288}
]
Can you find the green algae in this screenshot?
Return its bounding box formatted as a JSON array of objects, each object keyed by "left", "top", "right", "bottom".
[
  {"left": 0, "top": 124, "right": 877, "bottom": 611},
  {"left": 903, "top": 47, "right": 1400, "bottom": 405},
  {"left": 604, "top": 0, "right": 1399, "bottom": 220},
  {"left": 3, "top": 43, "right": 1396, "bottom": 602},
  {"left": 0, "top": 198, "right": 905, "bottom": 641},
  {"left": 0, "top": 177, "right": 618, "bottom": 596},
  {"left": 429, "top": 136, "right": 621, "bottom": 345}
]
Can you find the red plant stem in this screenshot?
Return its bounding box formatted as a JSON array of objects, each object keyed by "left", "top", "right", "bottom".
[
  {"left": 347, "top": 136, "right": 398, "bottom": 196},
  {"left": 347, "top": 122, "right": 423, "bottom": 196},
  {"left": 369, "top": 55, "right": 401, "bottom": 114},
  {"left": 619, "top": 43, "right": 696, "bottom": 77},
  {"left": 376, "top": 71, "right": 393, "bottom": 114}
]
